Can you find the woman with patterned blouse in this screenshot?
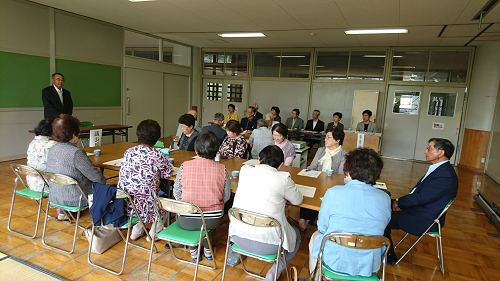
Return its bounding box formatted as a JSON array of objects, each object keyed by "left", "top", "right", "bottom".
[
  {"left": 268, "top": 123, "right": 295, "bottom": 166},
  {"left": 26, "top": 119, "right": 55, "bottom": 192},
  {"left": 117, "top": 119, "right": 173, "bottom": 241},
  {"left": 219, "top": 120, "right": 247, "bottom": 158}
]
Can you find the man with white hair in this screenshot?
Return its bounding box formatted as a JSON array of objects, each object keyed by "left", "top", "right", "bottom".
[
  {"left": 253, "top": 103, "right": 263, "bottom": 121},
  {"left": 176, "top": 109, "right": 201, "bottom": 138},
  {"left": 264, "top": 112, "right": 279, "bottom": 130},
  {"left": 249, "top": 119, "right": 274, "bottom": 159},
  {"left": 202, "top": 112, "right": 227, "bottom": 145}
]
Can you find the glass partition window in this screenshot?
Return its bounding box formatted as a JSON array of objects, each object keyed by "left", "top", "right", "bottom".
[
  {"left": 225, "top": 52, "right": 248, "bottom": 76},
  {"left": 280, "top": 52, "right": 311, "bottom": 78},
  {"left": 227, "top": 83, "right": 243, "bottom": 102},
  {"left": 393, "top": 91, "right": 420, "bottom": 115},
  {"left": 427, "top": 92, "right": 457, "bottom": 117},
  {"left": 206, "top": 82, "right": 223, "bottom": 101},
  {"left": 315, "top": 52, "right": 349, "bottom": 79},
  {"left": 349, "top": 51, "right": 385, "bottom": 80},
  {"left": 391, "top": 51, "right": 430, "bottom": 81},
  {"left": 204, "top": 52, "right": 224, "bottom": 75},
  {"left": 253, "top": 52, "right": 281, "bottom": 77},
  {"left": 427, "top": 51, "right": 470, "bottom": 83}
]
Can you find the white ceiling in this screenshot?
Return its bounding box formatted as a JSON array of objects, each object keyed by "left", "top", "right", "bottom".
[{"left": 30, "top": 0, "right": 500, "bottom": 48}]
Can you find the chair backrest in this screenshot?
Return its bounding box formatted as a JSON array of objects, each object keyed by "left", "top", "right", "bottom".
[
  {"left": 436, "top": 199, "right": 455, "bottom": 221},
  {"left": 227, "top": 208, "right": 284, "bottom": 243},
  {"left": 44, "top": 172, "right": 88, "bottom": 202},
  {"left": 169, "top": 136, "right": 180, "bottom": 148},
  {"left": 10, "top": 163, "right": 48, "bottom": 189},
  {"left": 79, "top": 121, "right": 94, "bottom": 127},
  {"left": 154, "top": 197, "right": 202, "bottom": 216}
]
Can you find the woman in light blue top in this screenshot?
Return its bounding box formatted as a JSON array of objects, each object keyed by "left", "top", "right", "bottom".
[{"left": 308, "top": 148, "right": 391, "bottom": 278}]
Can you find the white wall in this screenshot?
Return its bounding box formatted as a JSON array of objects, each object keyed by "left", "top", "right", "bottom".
[{"left": 465, "top": 42, "right": 500, "bottom": 131}]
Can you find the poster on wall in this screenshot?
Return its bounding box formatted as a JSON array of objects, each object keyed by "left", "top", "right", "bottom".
[{"left": 432, "top": 122, "right": 445, "bottom": 130}]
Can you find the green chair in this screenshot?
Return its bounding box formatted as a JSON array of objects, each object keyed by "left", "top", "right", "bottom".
[
  {"left": 79, "top": 121, "right": 94, "bottom": 147},
  {"left": 147, "top": 198, "right": 216, "bottom": 281},
  {"left": 221, "top": 208, "right": 290, "bottom": 281},
  {"left": 41, "top": 173, "right": 88, "bottom": 254},
  {"left": 312, "top": 232, "right": 390, "bottom": 281},
  {"left": 8, "top": 163, "right": 50, "bottom": 238},
  {"left": 394, "top": 199, "right": 455, "bottom": 277},
  {"left": 87, "top": 188, "right": 157, "bottom": 275}
]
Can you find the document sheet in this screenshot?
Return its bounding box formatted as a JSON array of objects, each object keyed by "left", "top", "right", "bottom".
[
  {"left": 297, "top": 169, "right": 321, "bottom": 178},
  {"left": 103, "top": 158, "right": 123, "bottom": 167},
  {"left": 295, "top": 184, "right": 316, "bottom": 198}
]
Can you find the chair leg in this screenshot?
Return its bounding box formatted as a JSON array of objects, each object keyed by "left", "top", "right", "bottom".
[
  {"left": 395, "top": 233, "right": 426, "bottom": 265},
  {"left": 436, "top": 235, "right": 444, "bottom": 277},
  {"left": 394, "top": 233, "right": 409, "bottom": 249},
  {"left": 221, "top": 238, "right": 231, "bottom": 281},
  {"left": 8, "top": 191, "right": 44, "bottom": 239},
  {"left": 42, "top": 203, "right": 81, "bottom": 254},
  {"left": 281, "top": 248, "right": 290, "bottom": 281}
]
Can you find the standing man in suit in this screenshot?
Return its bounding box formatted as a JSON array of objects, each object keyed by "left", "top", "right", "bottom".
[
  {"left": 356, "top": 109, "right": 377, "bottom": 133},
  {"left": 202, "top": 112, "right": 227, "bottom": 145},
  {"left": 285, "top": 109, "right": 304, "bottom": 131},
  {"left": 42, "top": 73, "right": 73, "bottom": 120},
  {"left": 384, "top": 138, "right": 458, "bottom": 264}
]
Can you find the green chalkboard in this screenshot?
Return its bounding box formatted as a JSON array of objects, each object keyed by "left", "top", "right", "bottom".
[
  {"left": 0, "top": 51, "right": 50, "bottom": 107},
  {"left": 56, "top": 59, "right": 121, "bottom": 107}
]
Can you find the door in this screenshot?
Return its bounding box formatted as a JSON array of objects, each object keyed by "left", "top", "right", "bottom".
[
  {"left": 202, "top": 78, "right": 247, "bottom": 125},
  {"left": 381, "top": 85, "right": 423, "bottom": 159},
  {"left": 350, "top": 90, "right": 379, "bottom": 130},
  {"left": 414, "top": 86, "right": 466, "bottom": 164},
  {"left": 164, "top": 73, "right": 190, "bottom": 137},
  {"left": 125, "top": 68, "right": 163, "bottom": 142}
]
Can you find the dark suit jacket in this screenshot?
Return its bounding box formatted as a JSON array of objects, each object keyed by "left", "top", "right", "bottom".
[
  {"left": 240, "top": 117, "right": 257, "bottom": 131},
  {"left": 42, "top": 85, "right": 73, "bottom": 119},
  {"left": 305, "top": 119, "right": 325, "bottom": 132},
  {"left": 326, "top": 122, "right": 344, "bottom": 132},
  {"left": 398, "top": 161, "right": 458, "bottom": 236},
  {"left": 202, "top": 123, "right": 227, "bottom": 145},
  {"left": 254, "top": 111, "right": 263, "bottom": 121}
]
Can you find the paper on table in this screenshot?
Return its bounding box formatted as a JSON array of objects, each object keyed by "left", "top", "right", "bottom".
[
  {"left": 374, "top": 182, "right": 387, "bottom": 190},
  {"left": 171, "top": 167, "right": 179, "bottom": 176},
  {"left": 297, "top": 169, "right": 321, "bottom": 178},
  {"left": 191, "top": 155, "right": 199, "bottom": 159},
  {"left": 103, "top": 158, "right": 123, "bottom": 167},
  {"left": 242, "top": 159, "right": 259, "bottom": 166},
  {"left": 295, "top": 184, "right": 316, "bottom": 198},
  {"left": 86, "top": 152, "right": 94, "bottom": 156}
]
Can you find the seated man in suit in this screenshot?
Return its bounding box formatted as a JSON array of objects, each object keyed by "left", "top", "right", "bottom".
[
  {"left": 202, "top": 112, "right": 227, "bottom": 145},
  {"left": 305, "top": 109, "right": 325, "bottom": 151},
  {"left": 326, "top": 112, "right": 344, "bottom": 132},
  {"left": 285, "top": 109, "right": 304, "bottom": 131},
  {"left": 356, "top": 109, "right": 378, "bottom": 133},
  {"left": 252, "top": 103, "right": 263, "bottom": 121},
  {"left": 240, "top": 106, "right": 257, "bottom": 137},
  {"left": 42, "top": 73, "right": 73, "bottom": 120},
  {"left": 384, "top": 138, "right": 458, "bottom": 264}
]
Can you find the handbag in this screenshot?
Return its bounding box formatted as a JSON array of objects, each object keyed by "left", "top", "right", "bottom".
[{"left": 83, "top": 224, "right": 123, "bottom": 254}]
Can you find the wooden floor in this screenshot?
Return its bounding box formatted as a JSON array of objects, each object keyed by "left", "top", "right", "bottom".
[{"left": 0, "top": 157, "right": 499, "bottom": 281}]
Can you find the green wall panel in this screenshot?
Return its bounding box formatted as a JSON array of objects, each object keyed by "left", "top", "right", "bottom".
[
  {"left": 56, "top": 59, "right": 121, "bottom": 107},
  {"left": 0, "top": 51, "right": 50, "bottom": 108}
]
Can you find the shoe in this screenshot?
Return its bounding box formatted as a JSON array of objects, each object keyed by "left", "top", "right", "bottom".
[
  {"left": 204, "top": 248, "right": 213, "bottom": 261},
  {"left": 57, "top": 214, "right": 69, "bottom": 221},
  {"left": 190, "top": 249, "right": 202, "bottom": 262}
]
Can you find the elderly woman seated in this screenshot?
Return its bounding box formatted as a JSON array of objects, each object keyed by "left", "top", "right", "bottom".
[
  {"left": 118, "top": 119, "right": 173, "bottom": 241},
  {"left": 26, "top": 119, "right": 55, "bottom": 193},
  {"left": 308, "top": 148, "right": 390, "bottom": 278},
  {"left": 178, "top": 113, "right": 199, "bottom": 151},
  {"left": 46, "top": 115, "right": 106, "bottom": 209},
  {"left": 268, "top": 123, "right": 295, "bottom": 166},
  {"left": 173, "top": 131, "right": 231, "bottom": 261},
  {"left": 299, "top": 128, "right": 347, "bottom": 231},
  {"left": 219, "top": 120, "right": 247, "bottom": 158}
]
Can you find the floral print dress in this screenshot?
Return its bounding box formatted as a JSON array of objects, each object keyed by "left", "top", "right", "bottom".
[
  {"left": 117, "top": 146, "right": 173, "bottom": 224},
  {"left": 26, "top": 136, "right": 56, "bottom": 192}
]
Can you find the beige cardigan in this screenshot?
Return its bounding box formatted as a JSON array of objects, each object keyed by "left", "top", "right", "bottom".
[{"left": 229, "top": 164, "right": 303, "bottom": 252}]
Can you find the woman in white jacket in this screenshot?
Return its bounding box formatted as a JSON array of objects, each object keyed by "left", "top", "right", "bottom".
[{"left": 229, "top": 145, "right": 303, "bottom": 281}]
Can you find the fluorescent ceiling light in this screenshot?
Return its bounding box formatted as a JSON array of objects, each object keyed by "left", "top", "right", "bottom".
[
  {"left": 363, "top": 55, "right": 403, "bottom": 58},
  {"left": 129, "top": 0, "right": 156, "bottom": 2},
  {"left": 274, "top": 55, "right": 305, "bottom": 58},
  {"left": 345, "top": 29, "right": 408, "bottom": 35},
  {"left": 218, "top": 33, "right": 266, "bottom": 38},
  {"left": 297, "top": 65, "right": 324, "bottom": 67}
]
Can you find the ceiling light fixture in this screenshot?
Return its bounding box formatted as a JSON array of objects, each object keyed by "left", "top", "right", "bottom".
[
  {"left": 363, "top": 55, "right": 403, "bottom": 58},
  {"left": 345, "top": 29, "right": 408, "bottom": 35},
  {"left": 274, "top": 55, "right": 305, "bottom": 58},
  {"left": 218, "top": 33, "right": 266, "bottom": 38},
  {"left": 129, "top": 0, "right": 156, "bottom": 2}
]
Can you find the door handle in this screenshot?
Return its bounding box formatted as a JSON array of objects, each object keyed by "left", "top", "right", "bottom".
[
  {"left": 127, "top": 98, "right": 130, "bottom": 115},
  {"left": 456, "top": 128, "right": 459, "bottom": 135}
]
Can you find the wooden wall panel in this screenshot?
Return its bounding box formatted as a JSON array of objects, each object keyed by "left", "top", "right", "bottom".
[{"left": 459, "top": 128, "right": 490, "bottom": 171}]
